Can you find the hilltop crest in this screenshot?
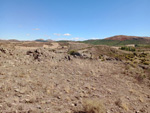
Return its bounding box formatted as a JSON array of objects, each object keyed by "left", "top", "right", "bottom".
[{"left": 105, "top": 35, "right": 150, "bottom": 41}]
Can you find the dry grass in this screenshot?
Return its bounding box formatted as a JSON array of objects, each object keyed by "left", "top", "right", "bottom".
[
  {"left": 115, "top": 98, "right": 129, "bottom": 111},
  {"left": 83, "top": 99, "right": 106, "bottom": 113},
  {"left": 74, "top": 99, "right": 106, "bottom": 113}
]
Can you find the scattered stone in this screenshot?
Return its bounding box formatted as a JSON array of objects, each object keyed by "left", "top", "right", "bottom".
[
  {"left": 6, "top": 102, "right": 12, "bottom": 107},
  {"left": 37, "top": 105, "right": 41, "bottom": 109},
  {"left": 18, "top": 105, "right": 23, "bottom": 111},
  {"left": 0, "top": 48, "right": 6, "bottom": 53}
]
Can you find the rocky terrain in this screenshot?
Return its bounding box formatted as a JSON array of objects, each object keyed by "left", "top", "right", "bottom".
[{"left": 0, "top": 41, "right": 149, "bottom": 113}]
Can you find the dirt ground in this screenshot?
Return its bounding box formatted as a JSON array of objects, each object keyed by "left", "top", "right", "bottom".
[{"left": 0, "top": 41, "right": 149, "bottom": 113}]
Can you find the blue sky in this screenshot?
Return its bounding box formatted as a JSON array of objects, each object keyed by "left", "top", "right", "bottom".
[{"left": 0, "top": 0, "right": 150, "bottom": 41}]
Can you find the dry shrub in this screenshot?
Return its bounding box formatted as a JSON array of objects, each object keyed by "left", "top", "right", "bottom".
[
  {"left": 115, "top": 98, "right": 129, "bottom": 111},
  {"left": 81, "top": 99, "right": 106, "bottom": 113},
  {"left": 135, "top": 74, "right": 146, "bottom": 83}
]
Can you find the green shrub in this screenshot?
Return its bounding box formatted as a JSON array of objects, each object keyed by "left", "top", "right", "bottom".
[
  {"left": 125, "top": 54, "right": 135, "bottom": 60},
  {"left": 133, "top": 61, "right": 138, "bottom": 64},
  {"left": 143, "top": 62, "right": 149, "bottom": 65},
  {"left": 99, "top": 55, "right": 103, "bottom": 59},
  {"left": 120, "top": 46, "right": 136, "bottom": 52},
  {"left": 139, "top": 53, "right": 147, "bottom": 57}
]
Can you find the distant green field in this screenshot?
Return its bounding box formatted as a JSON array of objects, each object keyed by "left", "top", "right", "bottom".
[{"left": 82, "top": 40, "right": 120, "bottom": 46}]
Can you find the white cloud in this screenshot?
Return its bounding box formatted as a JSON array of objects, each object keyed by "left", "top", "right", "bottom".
[
  {"left": 54, "top": 33, "right": 71, "bottom": 36},
  {"left": 26, "top": 34, "right": 30, "bottom": 36},
  {"left": 64, "top": 33, "right": 71, "bottom": 36},
  {"left": 32, "top": 28, "right": 40, "bottom": 30},
  {"left": 54, "top": 33, "right": 61, "bottom": 36}
]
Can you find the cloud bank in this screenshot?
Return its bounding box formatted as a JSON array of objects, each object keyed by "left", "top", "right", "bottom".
[{"left": 54, "top": 33, "right": 71, "bottom": 36}]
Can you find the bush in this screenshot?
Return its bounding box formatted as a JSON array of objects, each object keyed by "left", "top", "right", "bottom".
[
  {"left": 120, "top": 46, "right": 136, "bottom": 52},
  {"left": 68, "top": 50, "right": 81, "bottom": 56},
  {"left": 143, "top": 62, "right": 149, "bottom": 65},
  {"left": 74, "top": 99, "right": 106, "bottom": 113},
  {"left": 125, "top": 54, "right": 135, "bottom": 60},
  {"left": 136, "top": 74, "right": 146, "bottom": 82},
  {"left": 83, "top": 99, "right": 106, "bottom": 113},
  {"left": 139, "top": 53, "right": 147, "bottom": 57}
]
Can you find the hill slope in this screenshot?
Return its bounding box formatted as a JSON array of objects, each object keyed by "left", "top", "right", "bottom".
[{"left": 82, "top": 35, "right": 150, "bottom": 46}]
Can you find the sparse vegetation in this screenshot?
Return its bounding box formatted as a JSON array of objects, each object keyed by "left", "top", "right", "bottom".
[
  {"left": 75, "top": 99, "right": 106, "bottom": 113},
  {"left": 115, "top": 98, "right": 129, "bottom": 111},
  {"left": 82, "top": 39, "right": 121, "bottom": 46},
  {"left": 136, "top": 74, "right": 146, "bottom": 83},
  {"left": 83, "top": 99, "right": 106, "bottom": 113},
  {"left": 120, "top": 46, "right": 136, "bottom": 51}
]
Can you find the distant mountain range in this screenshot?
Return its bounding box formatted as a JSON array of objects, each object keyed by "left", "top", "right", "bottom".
[
  {"left": 35, "top": 39, "right": 47, "bottom": 42},
  {"left": 82, "top": 35, "right": 150, "bottom": 46},
  {"left": 35, "top": 39, "right": 53, "bottom": 42},
  {"left": 1, "top": 35, "right": 150, "bottom": 47}
]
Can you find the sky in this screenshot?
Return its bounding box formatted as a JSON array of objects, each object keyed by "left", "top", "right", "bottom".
[{"left": 0, "top": 0, "right": 150, "bottom": 41}]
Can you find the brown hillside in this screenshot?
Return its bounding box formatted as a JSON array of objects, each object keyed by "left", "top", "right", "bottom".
[
  {"left": 105, "top": 35, "right": 150, "bottom": 41},
  {"left": 0, "top": 41, "right": 149, "bottom": 112}
]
